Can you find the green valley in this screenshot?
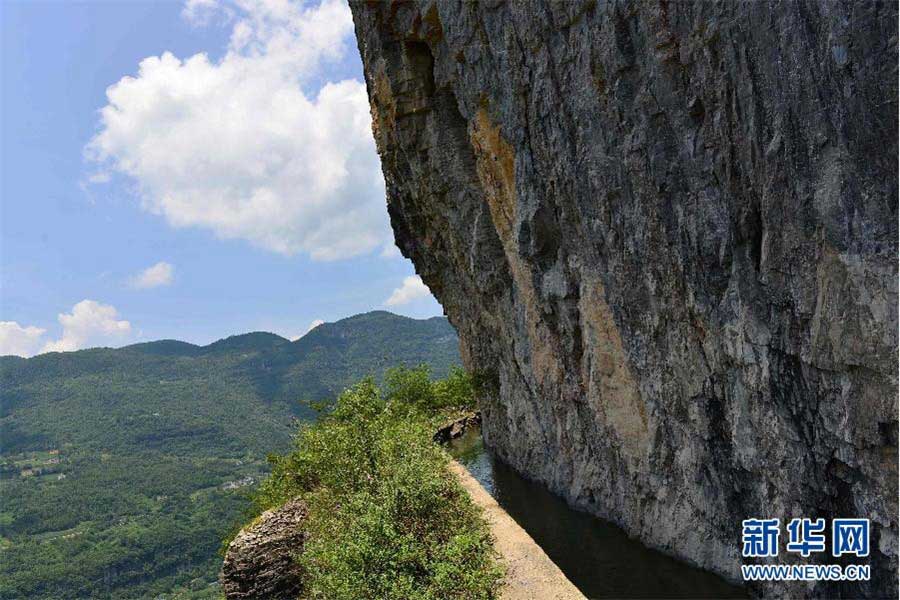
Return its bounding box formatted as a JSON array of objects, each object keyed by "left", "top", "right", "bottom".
[{"left": 0, "top": 311, "right": 460, "bottom": 599}]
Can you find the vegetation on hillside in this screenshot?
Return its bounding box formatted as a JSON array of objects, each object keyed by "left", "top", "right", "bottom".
[
  {"left": 0, "top": 311, "right": 460, "bottom": 599},
  {"left": 249, "top": 366, "right": 503, "bottom": 600}
]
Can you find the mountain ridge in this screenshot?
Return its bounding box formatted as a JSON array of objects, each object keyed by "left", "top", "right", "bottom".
[
  {"left": 1, "top": 310, "right": 447, "bottom": 360},
  {"left": 0, "top": 310, "right": 461, "bottom": 599}
]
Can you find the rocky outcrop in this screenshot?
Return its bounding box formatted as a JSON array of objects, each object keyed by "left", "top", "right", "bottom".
[
  {"left": 349, "top": 1, "right": 898, "bottom": 597},
  {"left": 434, "top": 411, "right": 482, "bottom": 443},
  {"left": 221, "top": 498, "right": 306, "bottom": 599}
]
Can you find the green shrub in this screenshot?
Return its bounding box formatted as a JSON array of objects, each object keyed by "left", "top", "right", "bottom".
[{"left": 250, "top": 367, "right": 501, "bottom": 599}]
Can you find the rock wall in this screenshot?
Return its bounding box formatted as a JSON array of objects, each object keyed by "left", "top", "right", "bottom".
[
  {"left": 221, "top": 498, "right": 306, "bottom": 599},
  {"left": 349, "top": 1, "right": 898, "bottom": 597}
]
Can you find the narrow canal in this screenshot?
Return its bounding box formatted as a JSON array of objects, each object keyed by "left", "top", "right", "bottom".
[{"left": 448, "top": 428, "right": 748, "bottom": 600}]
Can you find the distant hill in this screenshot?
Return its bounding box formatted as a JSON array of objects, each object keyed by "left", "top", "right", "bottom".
[{"left": 0, "top": 311, "right": 460, "bottom": 599}]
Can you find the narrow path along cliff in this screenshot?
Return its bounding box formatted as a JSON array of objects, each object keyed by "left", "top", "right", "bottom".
[
  {"left": 447, "top": 422, "right": 748, "bottom": 599},
  {"left": 448, "top": 460, "right": 585, "bottom": 600}
]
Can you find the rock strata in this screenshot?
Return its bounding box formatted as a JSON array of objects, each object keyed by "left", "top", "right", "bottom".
[
  {"left": 221, "top": 498, "right": 306, "bottom": 600},
  {"left": 349, "top": 1, "right": 898, "bottom": 597}
]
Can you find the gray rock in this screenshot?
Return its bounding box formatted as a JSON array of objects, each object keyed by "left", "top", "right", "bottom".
[
  {"left": 349, "top": 1, "right": 898, "bottom": 597},
  {"left": 221, "top": 498, "right": 306, "bottom": 599},
  {"left": 434, "top": 411, "right": 482, "bottom": 443}
]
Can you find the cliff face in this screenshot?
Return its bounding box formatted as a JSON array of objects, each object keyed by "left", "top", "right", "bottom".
[{"left": 349, "top": 1, "right": 898, "bottom": 596}]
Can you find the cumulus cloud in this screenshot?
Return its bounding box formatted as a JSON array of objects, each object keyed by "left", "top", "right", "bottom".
[
  {"left": 0, "top": 301, "right": 133, "bottom": 356},
  {"left": 41, "top": 300, "right": 132, "bottom": 353},
  {"left": 87, "top": 172, "right": 111, "bottom": 184},
  {"left": 304, "top": 318, "right": 325, "bottom": 334},
  {"left": 129, "top": 261, "right": 175, "bottom": 289},
  {"left": 380, "top": 243, "right": 403, "bottom": 259},
  {"left": 182, "top": 0, "right": 223, "bottom": 25},
  {"left": 87, "top": 0, "right": 389, "bottom": 260},
  {"left": 292, "top": 318, "right": 325, "bottom": 340},
  {"left": 384, "top": 276, "right": 431, "bottom": 307},
  {"left": 0, "top": 322, "right": 47, "bottom": 357}
]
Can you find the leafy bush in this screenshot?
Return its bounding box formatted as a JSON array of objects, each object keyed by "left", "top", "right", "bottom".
[{"left": 251, "top": 366, "right": 502, "bottom": 600}]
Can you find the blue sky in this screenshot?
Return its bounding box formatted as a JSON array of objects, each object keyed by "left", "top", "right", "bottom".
[{"left": 0, "top": 0, "right": 441, "bottom": 356}]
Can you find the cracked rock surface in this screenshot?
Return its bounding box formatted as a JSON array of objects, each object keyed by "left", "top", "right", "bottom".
[
  {"left": 350, "top": 1, "right": 898, "bottom": 596},
  {"left": 221, "top": 498, "right": 306, "bottom": 599}
]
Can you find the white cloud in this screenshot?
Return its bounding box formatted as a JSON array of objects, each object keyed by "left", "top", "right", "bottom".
[
  {"left": 384, "top": 276, "right": 431, "bottom": 307},
  {"left": 41, "top": 300, "right": 132, "bottom": 353},
  {"left": 380, "top": 243, "right": 402, "bottom": 259},
  {"left": 182, "top": 0, "right": 223, "bottom": 25},
  {"left": 87, "top": 172, "right": 111, "bottom": 184},
  {"left": 304, "top": 318, "right": 325, "bottom": 334},
  {"left": 87, "top": 0, "right": 389, "bottom": 260},
  {"left": 0, "top": 322, "right": 47, "bottom": 357},
  {"left": 129, "top": 261, "right": 175, "bottom": 289},
  {"left": 292, "top": 318, "right": 325, "bottom": 340},
  {"left": 0, "top": 301, "right": 133, "bottom": 356}
]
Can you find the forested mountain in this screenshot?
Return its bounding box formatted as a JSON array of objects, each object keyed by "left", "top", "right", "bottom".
[{"left": 0, "top": 311, "right": 460, "bottom": 599}]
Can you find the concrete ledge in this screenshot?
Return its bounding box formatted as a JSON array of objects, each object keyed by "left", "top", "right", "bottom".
[{"left": 449, "top": 461, "right": 586, "bottom": 600}]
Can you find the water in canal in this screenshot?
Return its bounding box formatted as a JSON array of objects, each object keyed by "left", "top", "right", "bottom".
[{"left": 448, "top": 427, "right": 748, "bottom": 600}]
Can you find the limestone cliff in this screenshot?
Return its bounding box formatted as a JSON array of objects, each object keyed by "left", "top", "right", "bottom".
[{"left": 349, "top": 1, "right": 898, "bottom": 597}]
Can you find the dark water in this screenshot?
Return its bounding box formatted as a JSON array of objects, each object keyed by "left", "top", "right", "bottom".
[{"left": 449, "top": 428, "right": 748, "bottom": 600}]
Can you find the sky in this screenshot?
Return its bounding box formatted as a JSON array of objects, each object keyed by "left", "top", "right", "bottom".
[{"left": 0, "top": 0, "right": 442, "bottom": 357}]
